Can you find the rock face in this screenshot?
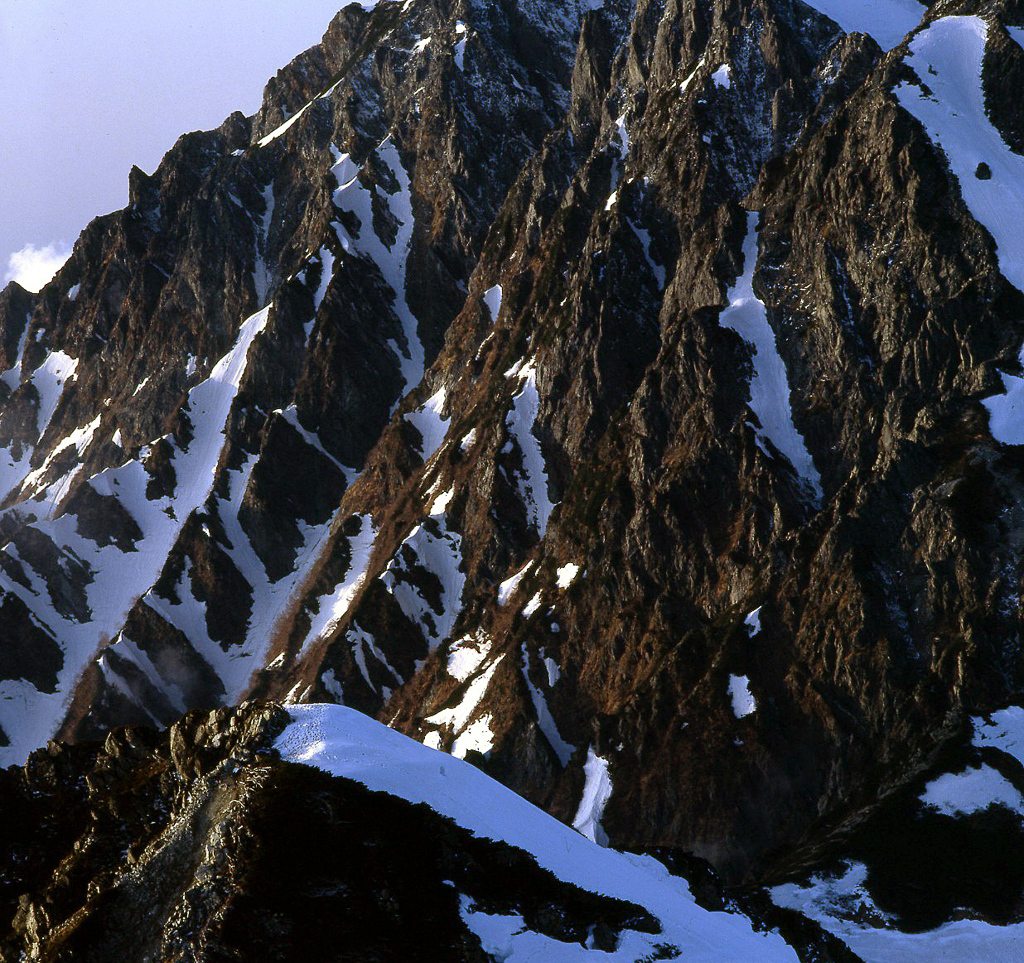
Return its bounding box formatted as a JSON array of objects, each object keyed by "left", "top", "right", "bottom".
[{"left": 3, "top": 0, "right": 1024, "bottom": 951}]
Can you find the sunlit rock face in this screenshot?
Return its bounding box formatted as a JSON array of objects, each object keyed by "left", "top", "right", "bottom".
[{"left": 4, "top": 3, "right": 1024, "bottom": 957}]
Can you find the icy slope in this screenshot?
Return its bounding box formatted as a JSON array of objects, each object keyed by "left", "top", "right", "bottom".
[{"left": 277, "top": 703, "right": 801, "bottom": 963}]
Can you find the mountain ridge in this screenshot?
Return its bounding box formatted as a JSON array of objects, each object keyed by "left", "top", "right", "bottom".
[{"left": 3, "top": 2, "right": 1024, "bottom": 957}]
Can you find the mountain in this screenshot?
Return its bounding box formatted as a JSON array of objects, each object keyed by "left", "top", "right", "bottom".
[{"left": 3, "top": 0, "right": 1024, "bottom": 957}]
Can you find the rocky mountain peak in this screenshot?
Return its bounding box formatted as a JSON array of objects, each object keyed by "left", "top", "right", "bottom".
[{"left": 4, "top": 0, "right": 1024, "bottom": 957}]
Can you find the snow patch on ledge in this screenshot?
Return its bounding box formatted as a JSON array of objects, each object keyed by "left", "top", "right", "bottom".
[
  {"left": 405, "top": 386, "right": 449, "bottom": 461},
  {"left": 483, "top": 284, "right": 503, "bottom": 322},
  {"left": 920, "top": 765, "right": 1024, "bottom": 816},
  {"left": 498, "top": 561, "right": 533, "bottom": 605},
  {"left": 446, "top": 633, "right": 492, "bottom": 683},
  {"left": 556, "top": 563, "right": 582, "bottom": 589}
]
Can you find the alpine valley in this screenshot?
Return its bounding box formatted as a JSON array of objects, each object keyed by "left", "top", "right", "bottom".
[{"left": 3, "top": 0, "right": 1024, "bottom": 959}]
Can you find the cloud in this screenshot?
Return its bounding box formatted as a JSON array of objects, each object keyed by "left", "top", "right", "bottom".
[{"left": 5, "top": 242, "right": 72, "bottom": 293}]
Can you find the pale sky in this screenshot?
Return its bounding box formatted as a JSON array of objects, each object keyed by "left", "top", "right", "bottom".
[{"left": 1, "top": 1, "right": 350, "bottom": 291}]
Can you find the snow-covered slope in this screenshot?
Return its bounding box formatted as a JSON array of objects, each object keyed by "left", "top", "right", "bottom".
[
  {"left": 277, "top": 703, "right": 802, "bottom": 963},
  {"left": 803, "top": 0, "right": 926, "bottom": 51}
]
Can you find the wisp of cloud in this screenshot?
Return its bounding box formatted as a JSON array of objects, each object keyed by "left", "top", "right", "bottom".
[{"left": 5, "top": 242, "right": 72, "bottom": 293}]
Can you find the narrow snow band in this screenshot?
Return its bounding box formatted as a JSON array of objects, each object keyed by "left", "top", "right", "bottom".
[{"left": 719, "top": 212, "right": 822, "bottom": 500}]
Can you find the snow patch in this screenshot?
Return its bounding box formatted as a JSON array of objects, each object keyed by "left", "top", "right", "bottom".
[
  {"left": 504, "top": 361, "right": 556, "bottom": 536},
  {"left": 405, "top": 386, "right": 449, "bottom": 461},
  {"left": 974, "top": 706, "right": 1024, "bottom": 766},
  {"left": 0, "top": 309, "right": 31, "bottom": 390},
  {"left": 679, "top": 55, "right": 706, "bottom": 93},
  {"left": 429, "top": 486, "right": 454, "bottom": 517},
  {"left": 31, "top": 350, "right": 79, "bottom": 435},
  {"left": 258, "top": 102, "right": 313, "bottom": 147},
  {"left": 523, "top": 592, "right": 543, "bottom": 618},
  {"left": 253, "top": 182, "right": 275, "bottom": 306},
  {"left": 712, "top": 63, "right": 732, "bottom": 89},
  {"left": 572, "top": 747, "right": 613, "bottom": 845},
  {"left": 302, "top": 514, "right": 377, "bottom": 655},
  {"left": 719, "top": 213, "right": 822, "bottom": 502},
  {"left": 278, "top": 405, "right": 351, "bottom": 476},
  {"left": 322, "top": 668, "right": 344, "bottom": 702},
  {"left": 483, "top": 284, "right": 503, "bottom": 322},
  {"left": 629, "top": 219, "right": 666, "bottom": 289},
  {"left": 454, "top": 22, "right": 468, "bottom": 71},
  {"left": 452, "top": 715, "right": 496, "bottom": 758},
  {"left": 728, "top": 675, "right": 756, "bottom": 718},
  {"left": 556, "top": 563, "right": 581, "bottom": 589},
  {"left": 498, "top": 561, "right": 533, "bottom": 605},
  {"left": 920, "top": 765, "right": 1024, "bottom": 816},
  {"left": 447, "top": 633, "right": 492, "bottom": 683},
  {"left": 521, "top": 644, "right": 574, "bottom": 766}
]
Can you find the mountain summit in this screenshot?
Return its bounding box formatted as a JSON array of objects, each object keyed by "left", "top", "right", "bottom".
[{"left": 3, "top": 0, "right": 1024, "bottom": 958}]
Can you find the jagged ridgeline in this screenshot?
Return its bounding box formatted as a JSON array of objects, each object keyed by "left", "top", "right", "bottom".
[{"left": 3, "top": 0, "right": 1024, "bottom": 944}]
